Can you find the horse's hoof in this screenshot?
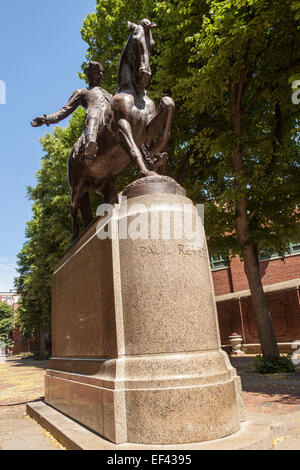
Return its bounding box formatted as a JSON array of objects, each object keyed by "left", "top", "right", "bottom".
[
  {"left": 161, "top": 96, "right": 175, "bottom": 109},
  {"left": 153, "top": 152, "right": 168, "bottom": 170}
]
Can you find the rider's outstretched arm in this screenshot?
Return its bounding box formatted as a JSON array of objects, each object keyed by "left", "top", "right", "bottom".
[
  {"left": 45, "top": 89, "right": 82, "bottom": 124},
  {"left": 31, "top": 89, "right": 82, "bottom": 127}
]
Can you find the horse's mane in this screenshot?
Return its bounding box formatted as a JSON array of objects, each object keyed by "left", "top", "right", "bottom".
[{"left": 116, "top": 33, "right": 134, "bottom": 92}]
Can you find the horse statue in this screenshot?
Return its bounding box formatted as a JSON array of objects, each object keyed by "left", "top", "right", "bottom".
[
  {"left": 32, "top": 19, "right": 175, "bottom": 241},
  {"left": 69, "top": 19, "right": 176, "bottom": 239}
]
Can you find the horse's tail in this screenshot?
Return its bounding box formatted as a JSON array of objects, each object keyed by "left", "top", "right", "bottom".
[{"left": 116, "top": 33, "right": 133, "bottom": 91}]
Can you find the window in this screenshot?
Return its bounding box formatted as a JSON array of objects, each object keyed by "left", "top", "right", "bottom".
[
  {"left": 210, "top": 253, "right": 229, "bottom": 270},
  {"left": 290, "top": 242, "right": 300, "bottom": 253},
  {"left": 258, "top": 249, "right": 278, "bottom": 261},
  {"left": 1, "top": 296, "right": 6, "bottom": 302},
  {"left": 259, "top": 241, "right": 300, "bottom": 260}
]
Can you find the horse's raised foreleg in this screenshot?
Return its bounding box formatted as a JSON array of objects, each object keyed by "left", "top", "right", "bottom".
[
  {"left": 118, "top": 118, "right": 155, "bottom": 176},
  {"left": 145, "top": 96, "right": 175, "bottom": 155}
]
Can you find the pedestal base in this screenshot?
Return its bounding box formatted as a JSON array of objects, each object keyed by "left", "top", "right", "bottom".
[
  {"left": 47, "top": 184, "right": 245, "bottom": 445},
  {"left": 27, "top": 401, "right": 283, "bottom": 450},
  {"left": 45, "top": 349, "right": 244, "bottom": 445}
]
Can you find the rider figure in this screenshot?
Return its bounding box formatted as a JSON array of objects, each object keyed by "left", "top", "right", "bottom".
[{"left": 31, "top": 61, "right": 112, "bottom": 159}]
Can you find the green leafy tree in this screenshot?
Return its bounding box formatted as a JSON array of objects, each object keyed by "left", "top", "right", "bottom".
[
  {"left": 0, "top": 302, "right": 14, "bottom": 349},
  {"left": 169, "top": 0, "right": 300, "bottom": 362},
  {"left": 16, "top": 0, "right": 300, "bottom": 363},
  {"left": 81, "top": 0, "right": 300, "bottom": 362}
]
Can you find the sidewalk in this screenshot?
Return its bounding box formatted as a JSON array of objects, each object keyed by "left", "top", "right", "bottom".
[
  {"left": 0, "top": 357, "right": 63, "bottom": 450},
  {"left": 0, "top": 355, "right": 299, "bottom": 450},
  {"left": 231, "top": 356, "right": 300, "bottom": 450}
]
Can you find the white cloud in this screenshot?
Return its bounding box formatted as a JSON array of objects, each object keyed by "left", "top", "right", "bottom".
[{"left": 0, "top": 258, "right": 17, "bottom": 292}]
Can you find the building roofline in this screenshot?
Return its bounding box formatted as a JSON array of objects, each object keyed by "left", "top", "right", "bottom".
[{"left": 215, "top": 278, "right": 300, "bottom": 302}]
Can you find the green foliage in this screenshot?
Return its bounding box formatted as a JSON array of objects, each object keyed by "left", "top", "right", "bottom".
[
  {"left": 81, "top": 0, "right": 300, "bottom": 258},
  {"left": 16, "top": 1, "right": 300, "bottom": 340},
  {"left": 81, "top": 1, "right": 299, "bottom": 361},
  {"left": 253, "top": 354, "right": 296, "bottom": 374},
  {"left": 0, "top": 302, "right": 14, "bottom": 348},
  {"left": 15, "top": 109, "right": 86, "bottom": 338},
  {"left": 80, "top": 0, "right": 157, "bottom": 92}
]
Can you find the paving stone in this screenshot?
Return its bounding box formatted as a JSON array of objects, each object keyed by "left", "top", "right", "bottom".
[{"left": 1, "top": 355, "right": 300, "bottom": 450}]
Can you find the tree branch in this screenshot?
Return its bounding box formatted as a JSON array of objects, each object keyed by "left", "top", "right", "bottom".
[
  {"left": 237, "top": 38, "right": 252, "bottom": 111},
  {"left": 241, "top": 54, "right": 300, "bottom": 114},
  {"left": 242, "top": 83, "right": 269, "bottom": 113},
  {"left": 280, "top": 56, "right": 300, "bottom": 72}
]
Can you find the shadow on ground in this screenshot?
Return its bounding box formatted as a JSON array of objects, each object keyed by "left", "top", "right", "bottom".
[
  {"left": 0, "top": 398, "right": 43, "bottom": 407},
  {"left": 230, "top": 356, "right": 300, "bottom": 410},
  {"left": 3, "top": 358, "right": 48, "bottom": 369}
]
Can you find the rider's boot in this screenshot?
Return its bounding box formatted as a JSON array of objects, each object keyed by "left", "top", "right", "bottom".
[
  {"left": 85, "top": 140, "right": 98, "bottom": 159},
  {"left": 85, "top": 116, "right": 99, "bottom": 159}
]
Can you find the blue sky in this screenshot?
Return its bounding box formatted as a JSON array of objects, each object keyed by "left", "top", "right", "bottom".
[{"left": 0, "top": 0, "right": 97, "bottom": 291}]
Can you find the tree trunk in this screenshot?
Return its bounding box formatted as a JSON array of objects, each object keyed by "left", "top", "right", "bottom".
[
  {"left": 39, "top": 328, "right": 47, "bottom": 360},
  {"left": 242, "top": 244, "right": 280, "bottom": 361},
  {"left": 233, "top": 186, "right": 280, "bottom": 361},
  {"left": 229, "top": 81, "right": 279, "bottom": 361},
  {"left": 232, "top": 156, "right": 280, "bottom": 361}
]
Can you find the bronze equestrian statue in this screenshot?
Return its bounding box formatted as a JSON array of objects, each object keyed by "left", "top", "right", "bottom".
[{"left": 31, "top": 19, "right": 175, "bottom": 241}]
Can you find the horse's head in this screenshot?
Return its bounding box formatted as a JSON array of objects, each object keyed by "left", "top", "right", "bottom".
[{"left": 117, "top": 18, "right": 156, "bottom": 92}]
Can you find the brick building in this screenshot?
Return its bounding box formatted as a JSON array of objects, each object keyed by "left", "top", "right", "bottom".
[
  {"left": 1, "top": 244, "right": 299, "bottom": 355},
  {"left": 0, "top": 291, "right": 32, "bottom": 354},
  {"left": 210, "top": 243, "right": 300, "bottom": 352}
]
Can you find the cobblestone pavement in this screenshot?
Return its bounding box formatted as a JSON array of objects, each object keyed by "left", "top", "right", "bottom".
[
  {"left": 0, "top": 355, "right": 299, "bottom": 450},
  {"left": 0, "top": 357, "right": 64, "bottom": 450}
]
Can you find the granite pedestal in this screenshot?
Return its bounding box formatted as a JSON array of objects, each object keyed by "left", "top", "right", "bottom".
[{"left": 45, "top": 178, "right": 245, "bottom": 445}]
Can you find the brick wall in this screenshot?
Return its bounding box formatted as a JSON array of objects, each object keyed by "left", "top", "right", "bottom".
[
  {"left": 211, "top": 267, "right": 232, "bottom": 296},
  {"left": 11, "top": 325, "right": 33, "bottom": 354},
  {"left": 217, "top": 290, "right": 300, "bottom": 346},
  {"left": 212, "top": 254, "right": 300, "bottom": 347},
  {"left": 0, "top": 292, "right": 36, "bottom": 355},
  {"left": 212, "top": 253, "right": 300, "bottom": 295},
  {"left": 260, "top": 255, "right": 300, "bottom": 286}
]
